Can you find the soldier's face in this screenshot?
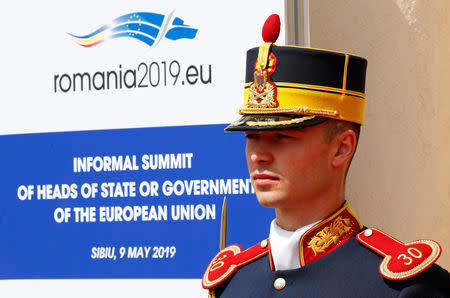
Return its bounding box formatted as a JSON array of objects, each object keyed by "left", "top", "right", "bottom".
[{"left": 245, "top": 123, "right": 333, "bottom": 210}]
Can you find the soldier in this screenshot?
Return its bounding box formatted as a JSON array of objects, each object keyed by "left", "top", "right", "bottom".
[{"left": 202, "top": 14, "right": 450, "bottom": 297}]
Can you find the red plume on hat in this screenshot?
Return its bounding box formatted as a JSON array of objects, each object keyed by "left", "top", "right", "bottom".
[{"left": 262, "top": 14, "right": 280, "bottom": 43}]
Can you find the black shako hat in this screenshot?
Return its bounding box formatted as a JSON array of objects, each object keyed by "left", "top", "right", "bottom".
[{"left": 225, "top": 14, "right": 368, "bottom": 131}]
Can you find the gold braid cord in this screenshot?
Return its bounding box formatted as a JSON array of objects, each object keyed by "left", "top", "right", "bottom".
[{"left": 239, "top": 107, "right": 339, "bottom": 117}]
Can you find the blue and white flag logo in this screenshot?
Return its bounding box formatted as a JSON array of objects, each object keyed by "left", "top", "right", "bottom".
[{"left": 68, "top": 11, "right": 198, "bottom": 48}]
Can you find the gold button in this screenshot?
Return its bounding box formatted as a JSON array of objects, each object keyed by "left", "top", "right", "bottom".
[
  {"left": 260, "top": 239, "right": 268, "bottom": 248},
  {"left": 364, "top": 229, "right": 373, "bottom": 237},
  {"left": 273, "top": 277, "right": 286, "bottom": 290}
]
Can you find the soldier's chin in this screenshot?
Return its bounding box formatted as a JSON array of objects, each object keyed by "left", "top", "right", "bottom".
[{"left": 255, "top": 193, "right": 285, "bottom": 208}]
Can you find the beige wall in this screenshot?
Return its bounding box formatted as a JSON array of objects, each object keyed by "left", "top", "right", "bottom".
[{"left": 299, "top": 0, "right": 450, "bottom": 269}]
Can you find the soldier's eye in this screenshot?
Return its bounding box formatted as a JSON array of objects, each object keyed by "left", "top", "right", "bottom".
[{"left": 278, "top": 133, "right": 294, "bottom": 139}]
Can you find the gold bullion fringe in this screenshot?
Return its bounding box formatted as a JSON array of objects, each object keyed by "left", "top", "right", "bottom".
[{"left": 228, "top": 115, "right": 316, "bottom": 127}]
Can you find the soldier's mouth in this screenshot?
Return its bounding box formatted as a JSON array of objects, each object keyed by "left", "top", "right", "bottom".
[{"left": 252, "top": 173, "right": 280, "bottom": 186}]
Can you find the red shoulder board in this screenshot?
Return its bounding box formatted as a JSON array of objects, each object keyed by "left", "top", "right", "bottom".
[
  {"left": 202, "top": 240, "right": 269, "bottom": 289},
  {"left": 357, "top": 227, "right": 441, "bottom": 280}
]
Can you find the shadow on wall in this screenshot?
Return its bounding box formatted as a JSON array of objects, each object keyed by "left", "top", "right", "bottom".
[{"left": 310, "top": 0, "right": 450, "bottom": 269}]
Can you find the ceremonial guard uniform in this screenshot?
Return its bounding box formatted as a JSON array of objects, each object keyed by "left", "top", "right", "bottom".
[
  {"left": 202, "top": 15, "right": 450, "bottom": 297},
  {"left": 203, "top": 202, "right": 449, "bottom": 297}
]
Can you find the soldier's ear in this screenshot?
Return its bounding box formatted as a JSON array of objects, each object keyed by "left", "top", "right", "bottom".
[{"left": 331, "top": 130, "right": 357, "bottom": 168}]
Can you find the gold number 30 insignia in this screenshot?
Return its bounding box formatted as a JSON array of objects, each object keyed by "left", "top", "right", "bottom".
[{"left": 397, "top": 247, "right": 423, "bottom": 265}]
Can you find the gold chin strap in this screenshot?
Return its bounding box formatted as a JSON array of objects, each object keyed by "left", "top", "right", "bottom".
[{"left": 208, "top": 290, "right": 216, "bottom": 298}]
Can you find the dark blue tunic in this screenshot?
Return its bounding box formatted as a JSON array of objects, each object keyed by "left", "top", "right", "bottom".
[{"left": 215, "top": 236, "right": 450, "bottom": 297}]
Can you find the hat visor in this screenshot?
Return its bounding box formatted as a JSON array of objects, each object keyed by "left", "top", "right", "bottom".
[{"left": 224, "top": 114, "right": 329, "bottom": 131}]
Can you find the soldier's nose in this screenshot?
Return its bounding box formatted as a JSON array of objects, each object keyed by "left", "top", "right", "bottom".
[{"left": 250, "top": 150, "right": 273, "bottom": 165}]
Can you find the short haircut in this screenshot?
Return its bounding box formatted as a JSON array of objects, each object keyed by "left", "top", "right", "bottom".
[
  {"left": 324, "top": 119, "right": 361, "bottom": 145},
  {"left": 323, "top": 119, "right": 361, "bottom": 175}
]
